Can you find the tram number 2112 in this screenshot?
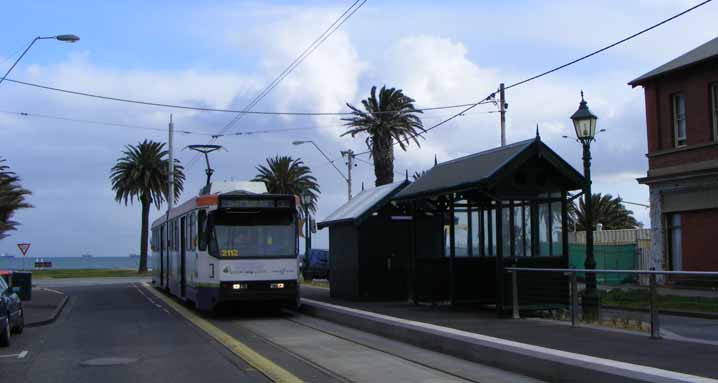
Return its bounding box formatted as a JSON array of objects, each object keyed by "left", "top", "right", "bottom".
[{"left": 220, "top": 249, "right": 239, "bottom": 257}]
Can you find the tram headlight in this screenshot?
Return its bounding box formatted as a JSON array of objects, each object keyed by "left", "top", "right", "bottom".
[
  {"left": 270, "top": 283, "right": 285, "bottom": 289},
  {"left": 232, "top": 283, "right": 248, "bottom": 290}
]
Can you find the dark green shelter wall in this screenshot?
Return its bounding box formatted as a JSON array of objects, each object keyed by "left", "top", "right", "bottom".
[{"left": 328, "top": 223, "right": 359, "bottom": 299}]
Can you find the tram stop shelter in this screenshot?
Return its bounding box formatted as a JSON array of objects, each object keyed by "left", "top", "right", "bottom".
[
  {"left": 318, "top": 180, "right": 443, "bottom": 300},
  {"left": 394, "top": 136, "right": 585, "bottom": 315}
]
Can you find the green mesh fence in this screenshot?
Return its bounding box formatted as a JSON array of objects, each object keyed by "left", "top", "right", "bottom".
[{"left": 569, "top": 244, "right": 637, "bottom": 285}]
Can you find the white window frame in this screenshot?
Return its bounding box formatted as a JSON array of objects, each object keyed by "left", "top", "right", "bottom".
[
  {"left": 711, "top": 83, "right": 717, "bottom": 141},
  {"left": 672, "top": 93, "right": 687, "bottom": 147}
]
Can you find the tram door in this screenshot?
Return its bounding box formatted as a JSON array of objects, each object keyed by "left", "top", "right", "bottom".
[
  {"left": 165, "top": 223, "right": 170, "bottom": 288},
  {"left": 180, "top": 216, "right": 187, "bottom": 298},
  {"left": 160, "top": 224, "right": 165, "bottom": 287}
]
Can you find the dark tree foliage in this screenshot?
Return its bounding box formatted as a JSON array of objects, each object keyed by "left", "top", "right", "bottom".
[
  {"left": 570, "top": 193, "right": 641, "bottom": 231},
  {"left": 0, "top": 158, "right": 32, "bottom": 240},
  {"left": 342, "top": 85, "right": 424, "bottom": 186},
  {"left": 110, "top": 140, "right": 185, "bottom": 272},
  {"left": 253, "top": 155, "right": 320, "bottom": 214}
]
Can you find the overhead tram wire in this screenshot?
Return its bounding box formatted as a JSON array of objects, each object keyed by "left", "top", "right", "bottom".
[
  {"left": 0, "top": 1, "right": 710, "bottom": 120},
  {"left": 215, "top": 0, "right": 367, "bottom": 136},
  {"left": 187, "top": 0, "right": 368, "bottom": 168},
  {"left": 354, "top": 0, "right": 714, "bottom": 156}
]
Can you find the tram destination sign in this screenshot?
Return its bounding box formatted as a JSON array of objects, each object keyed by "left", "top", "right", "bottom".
[{"left": 220, "top": 198, "right": 292, "bottom": 209}]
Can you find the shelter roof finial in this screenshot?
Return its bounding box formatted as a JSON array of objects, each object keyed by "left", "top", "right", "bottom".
[
  {"left": 434, "top": 154, "right": 438, "bottom": 166},
  {"left": 405, "top": 169, "right": 409, "bottom": 181},
  {"left": 362, "top": 181, "right": 365, "bottom": 191},
  {"left": 535, "top": 124, "right": 541, "bottom": 139}
]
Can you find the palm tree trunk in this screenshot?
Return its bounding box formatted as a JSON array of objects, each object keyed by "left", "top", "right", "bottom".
[
  {"left": 372, "top": 135, "right": 395, "bottom": 186},
  {"left": 139, "top": 197, "right": 150, "bottom": 273}
]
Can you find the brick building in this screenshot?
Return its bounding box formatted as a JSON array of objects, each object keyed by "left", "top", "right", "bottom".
[{"left": 629, "top": 36, "right": 718, "bottom": 272}]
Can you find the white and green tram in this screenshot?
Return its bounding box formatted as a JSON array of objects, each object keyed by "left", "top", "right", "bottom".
[{"left": 150, "top": 182, "right": 300, "bottom": 311}]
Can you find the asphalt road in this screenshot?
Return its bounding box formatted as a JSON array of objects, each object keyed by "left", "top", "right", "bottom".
[
  {"left": 0, "top": 282, "right": 542, "bottom": 383},
  {"left": 0, "top": 283, "right": 269, "bottom": 383}
]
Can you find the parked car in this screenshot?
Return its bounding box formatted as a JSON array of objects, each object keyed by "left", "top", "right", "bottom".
[
  {"left": 0, "top": 273, "right": 24, "bottom": 347},
  {"left": 302, "top": 249, "right": 329, "bottom": 281}
]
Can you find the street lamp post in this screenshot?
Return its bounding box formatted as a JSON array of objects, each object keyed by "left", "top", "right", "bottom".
[
  {"left": 570, "top": 91, "right": 600, "bottom": 320},
  {"left": 0, "top": 34, "right": 80, "bottom": 87},
  {"left": 301, "top": 191, "right": 313, "bottom": 273},
  {"left": 293, "top": 140, "right": 352, "bottom": 201}
]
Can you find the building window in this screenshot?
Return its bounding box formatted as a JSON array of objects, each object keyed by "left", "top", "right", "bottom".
[
  {"left": 672, "top": 93, "right": 687, "bottom": 147},
  {"left": 667, "top": 213, "right": 682, "bottom": 271},
  {"left": 711, "top": 83, "right": 717, "bottom": 141}
]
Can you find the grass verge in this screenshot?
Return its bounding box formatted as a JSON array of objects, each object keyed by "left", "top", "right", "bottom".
[
  {"left": 602, "top": 289, "right": 718, "bottom": 314},
  {"left": 30, "top": 269, "right": 151, "bottom": 279},
  {"left": 299, "top": 276, "right": 329, "bottom": 289}
]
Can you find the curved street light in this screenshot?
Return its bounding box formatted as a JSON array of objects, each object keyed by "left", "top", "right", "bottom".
[{"left": 0, "top": 34, "right": 80, "bottom": 87}]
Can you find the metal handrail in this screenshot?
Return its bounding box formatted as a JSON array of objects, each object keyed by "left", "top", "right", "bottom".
[
  {"left": 505, "top": 266, "right": 718, "bottom": 339},
  {"left": 506, "top": 267, "right": 718, "bottom": 276}
]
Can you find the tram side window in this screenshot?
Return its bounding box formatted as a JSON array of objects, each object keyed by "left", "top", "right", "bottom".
[
  {"left": 198, "top": 210, "right": 207, "bottom": 251},
  {"left": 189, "top": 213, "right": 196, "bottom": 250},
  {"left": 174, "top": 220, "right": 179, "bottom": 251}
]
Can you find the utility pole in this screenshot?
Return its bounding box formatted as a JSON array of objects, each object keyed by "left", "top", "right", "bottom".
[
  {"left": 341, "top": 149, "right": 355, "bottom": 201},
  {"left": 499, "top": 83, "right": 506, "bottom": 146},
  {"left": 168, "top": 114, "right": 175, "bottom": 212}
]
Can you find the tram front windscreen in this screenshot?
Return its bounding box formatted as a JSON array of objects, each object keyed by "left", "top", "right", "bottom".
[{"left": 208, "top": 210, "right": 296, "bottom": 258}]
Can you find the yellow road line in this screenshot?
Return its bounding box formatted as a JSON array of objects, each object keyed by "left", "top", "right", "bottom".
[{"left": 142, "top": 283, "right": 303, "bottom": 383}]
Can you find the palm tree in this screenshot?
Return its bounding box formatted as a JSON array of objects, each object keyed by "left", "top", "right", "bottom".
[
  {"left": 570, "top": 193, "right": 641, "bottom": 231},
  {"left": 342, "top": 85, "right": 424, "bottom": 186},
  {"left": 253, "top": 155, "right": 320, "bottom": 213},
  {"left": 0, "top": 158, "right": 32, "bottom": 240},
  {"left": 110, "top": 140, "right": 185, "bottom": 272}
]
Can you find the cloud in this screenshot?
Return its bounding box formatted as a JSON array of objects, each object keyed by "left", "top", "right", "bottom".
[{"left": 5, "top": 0, "right": 710, "bottom": 256}]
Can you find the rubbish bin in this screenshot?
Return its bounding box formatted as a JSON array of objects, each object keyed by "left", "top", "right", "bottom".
[{"left": 11, "top": 271, "right": 32, "bottom": 301}]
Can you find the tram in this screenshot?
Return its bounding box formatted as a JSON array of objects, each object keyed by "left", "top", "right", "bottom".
[{"left": 150, "top": 181, "right": 300, "bottom": 311}]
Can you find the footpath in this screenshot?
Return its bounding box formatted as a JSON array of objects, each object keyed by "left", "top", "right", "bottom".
[
  {"left": 300, "top": 285, "right": 718, "bottom": 383},
  {"left": 24, "top": 287, "right": 68, "bottom": 327}
]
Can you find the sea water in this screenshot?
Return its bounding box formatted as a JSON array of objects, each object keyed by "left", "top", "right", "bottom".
[{"left": 0, "top": 256, "right": 143, "bottom": 270}]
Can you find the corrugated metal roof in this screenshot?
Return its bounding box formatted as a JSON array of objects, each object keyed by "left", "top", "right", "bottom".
[
  {"left": 629, "top": 36, "right": 718, "bottom": 86},
  {"left": 395, "top": 139, "right": 535, "bottom": 200},
  {"left": 318, "top": 180, "right": 409, "bottom": 228}
]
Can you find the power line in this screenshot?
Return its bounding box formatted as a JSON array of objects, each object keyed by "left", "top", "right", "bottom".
[
  {"left": 355, "top": 0, "right": 714, "bottom": 156},
  {"left": 2, "top": 77, "right": 487, "bottom": 117},
  {"left": 0, "top": 109, "right": 315, "bottom": 137}
]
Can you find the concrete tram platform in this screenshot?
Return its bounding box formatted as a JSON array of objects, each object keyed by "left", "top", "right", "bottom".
[{"left": 300, "top": 285, "right": 718, "bottom": 383}]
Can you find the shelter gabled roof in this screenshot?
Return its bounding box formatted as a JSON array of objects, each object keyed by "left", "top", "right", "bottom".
[
  {"left": 317, "top": 180, "right": 409, "bottom": 229},
  {"left": 629, "top": 36, "right": 718, "bottom": 86},
  {"left": 394, "top": 137, "right": 584, "bottom": 201}
]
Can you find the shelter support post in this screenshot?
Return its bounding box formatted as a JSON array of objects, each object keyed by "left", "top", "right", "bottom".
[
  {"left": 509, "top": 201, "right": 515, "bottom": 260},
  {"left": 467, "top": 201, "right": 473, "bottom": 257},
  {"left": 561, "top": 192, "right": 569, "bottom": 259},
  {"left": 449, "top": 197, "right": 456, "bottom": 306},
  {"left": 495, "top": 200, "right": 504, "bottom": 316},
  {"left": 478, "top": 207, "right": 485, "bottom": 257}
]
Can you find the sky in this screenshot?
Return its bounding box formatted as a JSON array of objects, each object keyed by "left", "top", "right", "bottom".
[{"left": 0, "top": 0, "right": 716, "bottom": 257}]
